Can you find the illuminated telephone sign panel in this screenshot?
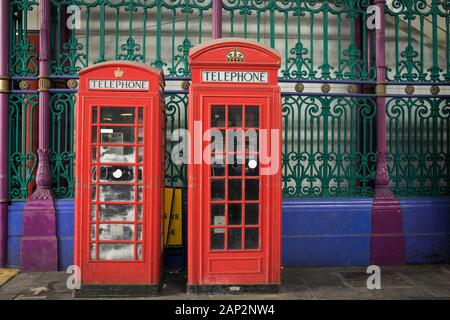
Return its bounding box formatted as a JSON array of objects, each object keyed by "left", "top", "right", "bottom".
[
  {"left": 187, "top": 39, "right": 282, "bottom": 293},
  {"left": 74, "top": 61, "right": 166, "bottom": 296}
]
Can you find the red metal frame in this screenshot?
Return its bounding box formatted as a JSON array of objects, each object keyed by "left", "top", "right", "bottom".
[
  {"left": 188, "top": 39, "right": 282, "bottom": 286},
  {"left": 75, "top": 61, "right": 165, "bottom": 285}
]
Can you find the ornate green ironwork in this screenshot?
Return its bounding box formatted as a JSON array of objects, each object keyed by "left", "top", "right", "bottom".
[
  {"left": 9, "top": 0, "right": 39, "bottom": 77},
  {"left": 165, "top": 93, "right": 188, "bottom": 188},
  {"left": 387, "top": 96, "right": 450, "bottom": 195},
  {"left": 49, "top": 93, "right": 76, "bottom": 198},
  {"left": 8, "top": 93, "right": 39, "bottom": 200},
  {"left": 386, "top": 0, "right": 450, "bottom": 82},
  {"left": 282, "top": 95, "right": 377, "bottom": 197},
  {"left": 7, "top": 0, "right": 450, "bottom": 199},
  {"left": 223, "top": 0, "right": 376, "bottom": 81}
]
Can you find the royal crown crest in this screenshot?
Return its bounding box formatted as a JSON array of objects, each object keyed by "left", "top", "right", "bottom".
[
  {"left": 226, "top": 48, "right": 245, "bottom": 62},
  {"left": 114, "top": 67, "right": 124, "bottom": 78}
]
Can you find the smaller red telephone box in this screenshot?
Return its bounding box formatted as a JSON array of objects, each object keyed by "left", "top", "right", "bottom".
[
  {"left": 74, "top": 61, "right": 165, "bottom": 296},
  {"left": 187, "top": 39, "right": 282, "bottom": 293}
]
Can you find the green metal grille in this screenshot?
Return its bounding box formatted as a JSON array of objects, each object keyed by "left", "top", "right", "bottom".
[{"left": 7, "top": 0, "right": 450, "bottom": 199}]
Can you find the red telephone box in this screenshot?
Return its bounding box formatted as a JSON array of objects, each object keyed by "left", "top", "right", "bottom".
[
  {"left": 187, "top": 39, "right": 282, "bottom": 293},
  {"left": 74, "top": 61, "right": 165, "bottom": 296}
]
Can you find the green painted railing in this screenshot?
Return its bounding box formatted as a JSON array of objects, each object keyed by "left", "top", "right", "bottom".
[{"left": 7, "top": 0, "right": 450, "bottom": 199}]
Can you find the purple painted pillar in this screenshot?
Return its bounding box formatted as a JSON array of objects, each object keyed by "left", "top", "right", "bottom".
[
  {"left": 212, "top": 0, "right": 222, "bottom": 39},
  {"left": 371, "top": 0, "right": 405, "bottom": 266},
  {"left": 21, "top": 0, "right": 58, "bottom": 271},
  {"left": 0, "top": 0, "right": 10, "bottom": 267}
]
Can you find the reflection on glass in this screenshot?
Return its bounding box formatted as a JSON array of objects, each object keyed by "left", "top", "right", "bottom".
[
  {"left": 137, "top": 224, "right": 142, "bottom": 240},
  {"left": 99, "top": 243, "right": 134, "bottom": 260},
  {"left": 90, "top": 205, "right": 97, "bottom": 221},
  {"left": 137, "top": 244, "right": 142, "bottom": 260},
  {"left": 137, "top": 205, "right": 143, "bottom": 221},
  {"left": 100, "top": 107, "right": 135, "bottom": 124},
  {"left": 92, "top": 127, "right": 97, "bottom": 143},
  {"left": 210, "top": 228, "right": 225, "bottom": 250},
  {"left": 245, "top": 228, "right": 259, "bottom": 249},
  {"left": 228, "top": 228, "right": 242, "bottom": 250},
  {"left": 211, "top": 204, "right": 225, "bottom": 226},
  {"left": 90, "top": 224, "right": 96, "bottom": 240},
  {"left": 99, "top": 146, "right": 136, "bottom": 163},
  {"left": 211, "top": 105, "right": 225, "bottom": 127},
  {"left": 101, "top": 127, "right": 135, "bottom": 144},
  {"left": 227, "top": 130, "right": 243, "bottom": 153},
  {"left": 211, "top": 163, "right": 225, "bottom": 177},
  {"left": 99, "top": 204, "right": 134, "bottom": 221},
  {"left": 138, "top": 186, "right": 143, "bottom": 202},
  {"left": 99, "top": 185, "right": 134, "bottom": 202},
  {"left": 90, "top": 243, "right": 96, "bottom": 260},
  {"left": 99, "top": 224, "right": 134, "bottom": 240}
]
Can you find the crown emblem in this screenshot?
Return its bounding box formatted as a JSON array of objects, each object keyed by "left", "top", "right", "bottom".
[
  {"left": 226, "top": 48, "right": 245, "bottom": 62},
  {"left": 114, "top": 67, "right": 124, "bottom": 78}
]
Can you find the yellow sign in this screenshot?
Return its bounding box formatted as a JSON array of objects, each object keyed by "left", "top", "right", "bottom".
[{"left": 163, "top": 187, "right": 183, "bottom": 246}]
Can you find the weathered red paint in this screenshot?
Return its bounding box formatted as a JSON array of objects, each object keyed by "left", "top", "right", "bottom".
[
  {"left": 187, "top": 39, "right": 282, "bottom": 287},
  {"left": 75, "top": 61, "right": 165, "bottom": 285}
]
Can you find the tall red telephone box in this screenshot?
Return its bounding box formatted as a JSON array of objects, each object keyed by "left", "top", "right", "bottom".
[
  {"left": 187, "top": 39, "right": 282, "bottom": 293},
  {"left": 74, "top": 61, "right": 165, "bottom": 296}
]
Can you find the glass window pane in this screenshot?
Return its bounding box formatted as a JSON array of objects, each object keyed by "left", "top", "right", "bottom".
[
  {"left": 91, "top": 147, "right": 97, "bottom": 162},
  {"left": 245, "top": 131, "right": 259, "bottom": 153},
  {"left": 99, "top": 243, "right": 134, "bottom": 260},
  {"left": 228, "top": 156, "right": 242, "bottom": 176},
  {"left": 227, "top": 130, "right": 243, "bottom": 153},
  {"left": 99, "top": 165, "right": 135, "bottom": 182},
  {"left": 137, "top": 205, "right": 143, "bottom": 221},
  {"left": 211, "top": 105, "right": 225, "bottom": 127},
  {"left": 99, "top": 224, "right": 134, "bottom": 240},
  {"left": 92, "top": 127, "right": 97, "bottom": 143},
  {"left": 100, "top": 127, "right": 135, "bottom": 144},
  {"left": 228, "top": 204, "right": 242, "bottom": 225},
  {"left": 138, "top": 108, "right": 144, "bottom": 124},
  {"left": 245, "top": 179, "right": 259, "bottom": 200},
  {"left": 245, "top": 204, "right": 259, "bottom": 225},
  {"left": 245, "top": 156, "right": 259, "bottom": 176},
  {"left": 90, "top": 224, "right": 96, "bottom": 240},
  {"left": 90, "top": 243, "right": 96, "bottom": 260},
  {"left": 228, "top": 179, "right": 242, "bottom": 200},
  {"left": 228, "top": 228, "right": 242, "bottom": 250},
  {"left": 228, "top": 105, "right": 242, "bottom": 127},
  {"left": 245, "top": 228, "right": 259, "bottom": 249},
  {"left": 138, "top": 186, "right": 143, "bottom": 202},
  {"left": 137, "top": 224, "right": 142, "bottom": 240},
  {"left": 100, "top": 146, "right": 136, "bottom": 163},
  {"left": 211, "top": 163, "right": 225, "bottom": 177},
  {"left": 137, "top": 243, "right": 143, "bottom": 260},
  {"left": 100, "top": 107, "right": 135, "bottom": 124},
  {"left": 210, "top": 229, "right": 225, "bottom": 250},
  {"left": 245, "top": 106, "right": 259, "bottom": 127},
  {"left": 211, "top": 204, "right": 225, "bottom": 226},
  {"left": 211, "top": 180, "right": 225, "bottom": 200},
  {"left": 92, "top": 107, "right": 98, "bottom": 124},
  {"left": 90, "top": 205, "right": 96, "bottom": 221},
  {"left": 99, "top": 185, "right": 135, "bottom": 202},
  {"left": 99, "top": 204, "right": 135, "bottom": 221}
]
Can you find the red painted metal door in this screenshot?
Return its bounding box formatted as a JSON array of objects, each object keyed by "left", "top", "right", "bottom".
[
  {"left": 202, "top": 95, "right": 270, "bottom": 284},
  {"left": 78, "top": 97, "right": 155, "bottom": 284}
]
